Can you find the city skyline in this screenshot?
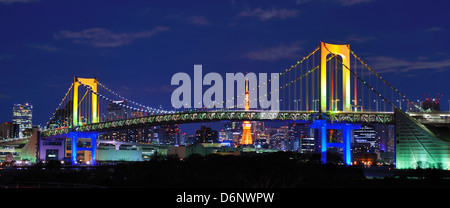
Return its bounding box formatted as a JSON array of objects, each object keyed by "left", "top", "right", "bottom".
[
  {"left": 2, "top": 1, "right": 450, "bottom": 194},
  {"left": 1, "top": 0, "right": 450, "bottom": 127}
]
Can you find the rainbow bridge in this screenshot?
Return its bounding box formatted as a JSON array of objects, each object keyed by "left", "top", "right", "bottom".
[{"left": 10, "top": 42, "right": 450, "bottom": 169}]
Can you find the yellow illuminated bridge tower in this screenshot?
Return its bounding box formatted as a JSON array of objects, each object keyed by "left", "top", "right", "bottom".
[
  {"left": 313, "top": 42, "right": 358, "bottom": 165},
  {"left": 319, "top": 42, "right": 351, "bottom": 113},
  {"left": 72, "top": 76, "right": 98, "bottom": 127},
  {"left": 240, "top": 77, "right": 253, "bottom": 145},
  {"left": 70, "top": 76, "right": 99, "bottom": 165}
]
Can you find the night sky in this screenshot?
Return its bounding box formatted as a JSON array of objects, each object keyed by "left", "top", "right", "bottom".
[{"left": 1, "top": 0, "right": 450, "bottom": 134}]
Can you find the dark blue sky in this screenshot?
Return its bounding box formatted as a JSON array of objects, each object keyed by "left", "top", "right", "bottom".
[{"left": 1, "top": 0, "right": 450, "bottom": 132}]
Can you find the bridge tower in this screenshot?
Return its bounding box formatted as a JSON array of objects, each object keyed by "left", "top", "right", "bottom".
[
  {"left": 72, "top": 76, "right": 98, "bottom": 127},
  {"left": 71, "top": 77, "right": 99, "bottom": 165},
  {"left": 315, "top": 43, "right": 359, "bottom": 165},
  {"left": 240, "top": 77, "right": 253, "bottom": 145},
  {"left": 319, "top": 42, "right": 351, "bottom": 112}
]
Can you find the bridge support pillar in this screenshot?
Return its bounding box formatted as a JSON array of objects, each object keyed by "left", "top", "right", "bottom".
[
  {"left": 342, "top": 125, "right": 352, "bottom": 166},
  {"left": 315, "top": 120, "right": 327, "bottom": 164},
  {"left": 311, "top": 120, "right": 360, "bottom": 165},
  {"left": 69, "top": 132, "right": 98, "bottom": 166}
]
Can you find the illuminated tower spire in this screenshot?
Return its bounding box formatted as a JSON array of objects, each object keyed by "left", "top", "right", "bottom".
[
  {"left": 244, "top": 77, "right": 249, "bottom": 111},
  {"left": 241, "top": 77, "right": 253, "bottom": 145}
]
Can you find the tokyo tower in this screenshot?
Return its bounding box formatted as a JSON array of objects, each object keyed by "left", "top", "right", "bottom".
[{"left": 240, "top": 77, "right": 253, "bottom": 145}]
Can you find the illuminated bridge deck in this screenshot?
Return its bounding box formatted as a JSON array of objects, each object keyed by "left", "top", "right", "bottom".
[{"left": 42, "top": 110, "right": 395, "bottom": 136}]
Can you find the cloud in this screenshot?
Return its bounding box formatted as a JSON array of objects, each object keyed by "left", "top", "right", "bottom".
[
  {"left": 185, "top": 16, "right": 211, "bottom": 26},
  {"left": 144, "top": 85, "right": 176, "bottom": 93},
  {"left": 237, "top": 8, "right": 299, "bottom": 21},
  {"left": 365, "top": 56, "right": 450, "bottom": 74},
  {"left": 0, "top": 0, "right": 37, "bottom": 4},
  {"left": 242, "top": 42, "right": 303, "bottom": 61},
  {"left": 30, "top": 44, "right": 59, "bottom": 52},
  {"left": 54, "top": 26, "right": 170, "bottom": 47},
  {"left": 297, "top": 0, "right": 371, "bottom": 6},
  {"left": 296, "top": 0, "right": 312, "bottom": 4},
  {"left": 336, "top": 0, "right": 372, "bottom": 6},
  {"left": 0, "top": 54, "right": 13, "bottom": 61},
  {"left": 43, "top": 83, "right": 61, "bottom": 88},
  {"left": 167, "top": 14, "right": 211, "bottom": 26},
  {"left": 345, "top": 34, "right": 375, "bottom": 43},
  {"left": 427, "top": 27, "right": 442, "bottom": 32}
]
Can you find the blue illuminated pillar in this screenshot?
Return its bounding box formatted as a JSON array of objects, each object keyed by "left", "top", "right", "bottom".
[
  {"left": 342, "top": 125, "right": 352, "bottom": 166},
  {"left": 320, "top": 125, "right": 327, "bottom": 164},
  {"left": 311, "top": 120, "right": 359, "bottom": 165},
  {"left": 70, "top": 132, "right": 98, "bottom": 166},
  {"left": 70, "top": 132, "right": 77, "bottom": 165},
  {"left": 313, "top": 120, "right": 328, "bottom": 164},
  {"left": 90, "top": 133, "right": 97, "bottom": 166}
]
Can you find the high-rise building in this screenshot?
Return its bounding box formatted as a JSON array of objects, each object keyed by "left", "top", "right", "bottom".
[
  {"left": 228, "top": 121, "right": 242, "bottom": 131},
  {"left": 0, "top": 122, "right": 19, "bottom": 139},
  {"left": 266, "top": 126, "right": 289, "bottom": 149},
  {"left": 375, "top": 124, "right": 395, "bottom": 163},
  {"left": 106, "top": 100, "right": 128, "bottom": 121},
  {"left": 99, "top": 125, "right": 178, "bottom": 145},
  {"left": 196, "top": 125, "right": 218, "bottom": 143},
  {"left": 287, "top": 123, "right": 316, "bottom": 152},
  {"left": 119, "top": 124, "right": 181, "bottom": 145},
  {"left": 251, "top": 121, "right": 265, "bottom": 134},
  {"left": 12, "top": 103, "right": 32, "bottom": 138},
  {"left": 284, "top": 138, "right": 300, "bottom": 152},
  {"left": 223, "top": 121, "right": 241, "bottom": 145},
  {"left": 375, "top": 125, "right": 395, "bottom": 152},
  {"left": 353, "top": 125, "right": 377, "bottom": 153},
  {"left": 299, "top": 137, "right": 315, "bottom": 153},
  {"left": 422, "top": 98, "right": 440, "bottom": 111},
  {"left": 160, "top": 124, "right": 181, "bottom": 145},
  {"left": 219, "top": 131, "right": 233, "bottom": 143}
]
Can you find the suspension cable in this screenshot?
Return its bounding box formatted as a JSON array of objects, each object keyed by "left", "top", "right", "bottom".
[
  {"left": 323, "top": 44, "right": 397, "bottom": 111},
  {"left": 97, "top": 81, "right": 171, "bottom": 113},
  {"left": 78, "top": 81, "right": 173, "bottom": 115},
  {"left": 205, "top": 46, "right": 320, "bottom": 109},
  {"left": 350, "top": 50, "right": 424, "bottom": 112},
  {"left": 261, "top": 56, "right": 335, "bottom": 105},
  {"left": 45, "top": 83, "right": 74, "bottom": 128}
]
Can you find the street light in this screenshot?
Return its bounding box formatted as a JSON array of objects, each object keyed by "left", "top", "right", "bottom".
[
  {"left": 313, "top": 99, "right": 319, "bottom": 111},
  {"left": 331, "top": 99, "right": 340, "bottom": 111},
  {"left": 374, "top": 100, "right": 379, "bottom": 112},
  {"left": 396, "top": 99, "right": 402, "bottom": 110},
  {"left": 351, "top": 99, "right": 363, "bottom": 112},
  {"left": 293, "top": 99, "right": 302, "bottom": 111}
]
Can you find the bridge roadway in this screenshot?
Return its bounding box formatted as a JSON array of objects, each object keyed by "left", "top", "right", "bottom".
[
  {"left": 42, "top": 110, "right": 396, "bottom": 137},
  {"left": 407, "top": 111, "right": 450, "bottom": 124},
  {"left": 0, "top": 110, "right": 442, "bottom": 137}
]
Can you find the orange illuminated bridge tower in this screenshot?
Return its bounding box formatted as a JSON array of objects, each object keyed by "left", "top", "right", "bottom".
[{"left": 240, "top": 77, "right": 253, "bottom": 145}]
